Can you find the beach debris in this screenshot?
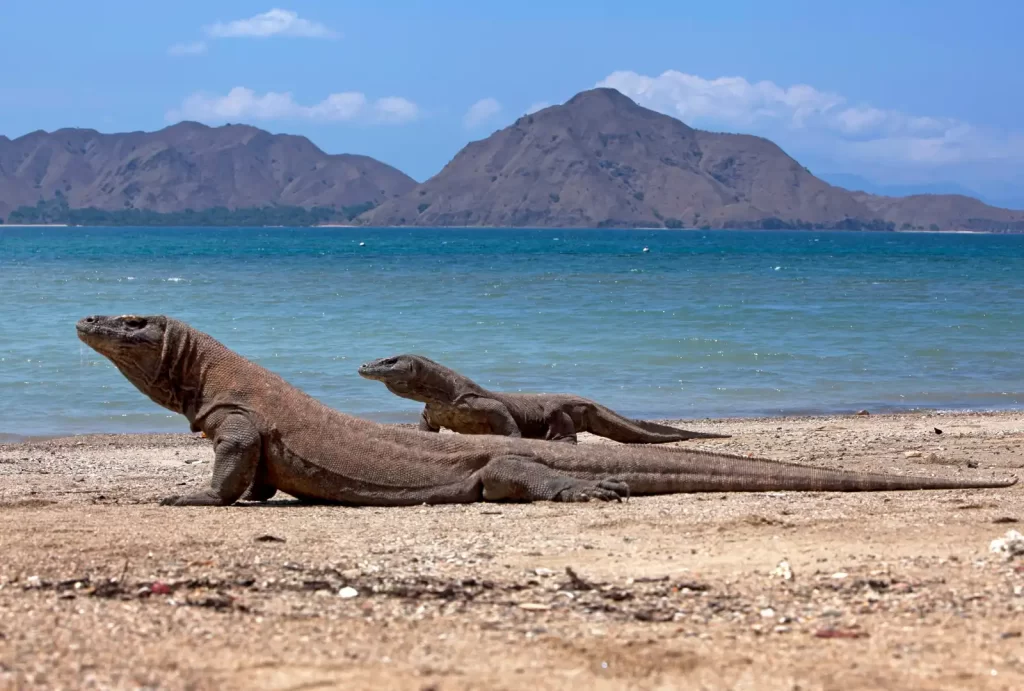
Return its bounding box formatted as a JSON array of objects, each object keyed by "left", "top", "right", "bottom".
[
  {"left": 855, "top": 409, "right": 870, "bottom": 416},
  {"left": 771, "top": 559, "right": 794, "bottom": 581},
  {"left": 814, "top": 627, "right": 868, "bottom": 639},
  {"left": 518, "top": 603, "right": 551, "bottom": 611},
  {"left": 634, "top": 610, "right": 674, "bottom": 622},
  {"left": 533, "top": 567, "right": 555, "bottom": 577},
  {"left": 185, "top": 592, "right": 242, "bottom": 611},
  {"left": 338, "top": 586, "right": 359, "bottom": 599},
  {"left": 967, "top": 461, "right": 979, "bottom": 468},
  {"left": 831, "top": 572, "right": 849, "bottom": 580},
  {"left": 904, "top": 450, "right": 923, "bottom": 458},
  {"left": 989, "top": 530, "right": 1024, "bottom": 560},
  {"left": 676, "top": 581, "right": 709, "bottom": 592},
  {"left": 255, "top": 534, "right": 286, "bottom": 543},
  {"left": 150, "top": 582, "right": 172, "bottom": 595},
  {"left": 564, "top": 566, "right": 599, "bottom": 591},
  {"left": 993, "top": 517, "right": 1019, "bottom": 524},
  {"left": 760, "top": 607, "right": 776, "bottom": 618},
  {"left": 934, "top": 427, "right": 944, "bottom": 435}
]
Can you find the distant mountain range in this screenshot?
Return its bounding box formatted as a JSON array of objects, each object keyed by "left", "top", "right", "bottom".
[
  {"left": 2, "top": 88, "right": 1022, "bottom": 231},
  {"left": 0, "top": 122, "right": 414, "bottom": 222},
  {"left": 817, "top": 173, "right": 989, "bottom": 202}
]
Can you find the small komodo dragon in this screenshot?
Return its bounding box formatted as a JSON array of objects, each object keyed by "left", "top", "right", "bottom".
[
  {"left": 358, "top": 354, "right": 728, "bottom": 444},
  {"left": 76, "top": 314, "right": 1017, "bottom": 507}
]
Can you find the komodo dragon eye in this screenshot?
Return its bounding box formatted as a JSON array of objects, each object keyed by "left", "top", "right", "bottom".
[{"left": 124, "top": 317, "right": 147, "bottom": 329}]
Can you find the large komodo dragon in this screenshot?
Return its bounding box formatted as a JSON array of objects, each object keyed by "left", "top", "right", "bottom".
[
  {"left": 76, "top": 314, "right": 1017, "bottom": 507},
  {"left": 358, "top": 353, "right": 729, "bottom": 444}
]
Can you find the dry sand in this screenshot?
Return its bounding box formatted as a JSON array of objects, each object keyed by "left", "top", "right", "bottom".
[{"left": 1, "top": 411, "right": 1023, "bottom": 690}]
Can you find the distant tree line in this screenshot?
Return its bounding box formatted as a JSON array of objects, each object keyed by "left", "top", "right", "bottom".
[{"left": 3, "top": 196, "right": 376, "bottom": 227}]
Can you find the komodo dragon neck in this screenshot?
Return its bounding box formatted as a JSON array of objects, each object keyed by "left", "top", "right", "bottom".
[{"left": 386, "top": 361, "right": 486, "bottom": 405}]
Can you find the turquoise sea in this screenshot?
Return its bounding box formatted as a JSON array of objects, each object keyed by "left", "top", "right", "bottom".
[{"left": 1, "top": 227, "right": 1023, "bottom": 440}]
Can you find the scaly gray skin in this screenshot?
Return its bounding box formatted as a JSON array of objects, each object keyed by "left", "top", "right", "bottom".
[
  {"left": 76, "top": 314, "right": 1017, "bottom": 507},
  {"left": 358, "top": 354, "right": 730, "bottom": 444}
]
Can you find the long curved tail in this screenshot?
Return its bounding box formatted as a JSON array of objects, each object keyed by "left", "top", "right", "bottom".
[
  {"left": 583, "top": 404, "right": 731, "bottom": 443},
  {"left": 537, "top": 442, "right": 1018, "bottom": 494}
]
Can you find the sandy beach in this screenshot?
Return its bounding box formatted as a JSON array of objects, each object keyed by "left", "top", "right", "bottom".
[{"left": 1, "top": 411, "right": 1023, "bottom": 690}]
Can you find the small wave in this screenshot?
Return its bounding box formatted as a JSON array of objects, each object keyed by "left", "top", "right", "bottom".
[{"left": 166, "top": 277, "right": 185, "bottom": 282}]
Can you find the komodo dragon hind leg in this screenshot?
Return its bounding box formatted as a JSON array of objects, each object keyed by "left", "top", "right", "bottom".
[
  {"left": 160, "top": 414, "right": 260, "bottom": 507},
  {"left": 479, "top": 455, "right": 629, "bottom": 503},
  {"left": 460, "top": 397, "right": 522, "bottom": 437}
]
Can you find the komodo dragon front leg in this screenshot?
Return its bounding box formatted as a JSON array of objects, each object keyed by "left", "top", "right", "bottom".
[
  {"left": 418, "top": 409, "right": 439, "bottom": 432},
  {"left": 543, "top": 409, "right": 579, "bottom": 444},
  {"left": 161, "top": 413, "right": 261, "bottom": 506},
  {"left": 240, "top": 464, "right": 278, "bottom": 502},
  {"left": 454, "top": 395, "right": 522, "bottom": 437}
]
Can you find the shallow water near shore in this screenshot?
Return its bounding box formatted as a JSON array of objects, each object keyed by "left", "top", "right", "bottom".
[{"left": 1, "top": 226, "right": 1023, "bottom": 437}]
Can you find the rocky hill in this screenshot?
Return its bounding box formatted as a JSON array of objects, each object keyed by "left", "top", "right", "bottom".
[
  {"left": 4, "top": 90, "right": 1021, "bottom": 231},
  {"left": 360, "top": 88, "right": 1024, "bottom": 232},
  {"left": 0, "top": 122, "right": 415, "bottom": 221}
]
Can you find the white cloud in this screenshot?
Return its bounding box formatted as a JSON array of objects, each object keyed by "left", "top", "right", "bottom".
[
  {"left": 596, "top": 69, "right": 1024, "bottom": 168},
  {"left": 373, "top": 96, "right": 421, "bottom": 124},
  {"left": 525, "top": 101, "right": 551, "bottom": 115},
  {"left": 166, "top": 87, "right": 418, "bottom": 124},
  {"left": 168, "top": 41, "right": 208, "bottom": 57},
  {"left": 463, "top": 98, "right": 502, "bottom": 129},
  {"left": 204, "top": 8, "right": 338, "bottom": 39}
]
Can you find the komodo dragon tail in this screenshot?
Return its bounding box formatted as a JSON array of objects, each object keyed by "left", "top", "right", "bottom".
[
  {"left": 534, "top": 442, "right": 1018, "bottom": 494},
  {"left": 585, "top": 403, "right": 731, "bottom": 442}
]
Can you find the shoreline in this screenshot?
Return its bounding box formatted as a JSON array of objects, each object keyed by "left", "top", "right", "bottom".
[
  {"left": 5, "top": 405, "right": 1024, "bottom": 446},
  {"left": 3, "top": 223, "right": 1022, "bottom": 234}
]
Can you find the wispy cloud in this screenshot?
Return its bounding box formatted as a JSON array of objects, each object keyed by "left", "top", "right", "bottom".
[
  {"left": 525, "top": 101, "right": 551, "bottom": 115},
  {"left": 204, "top": 8, "right": 338, "bottom": 39},
  {"left": 166, "top": 87, "right": 418, "bottom": 125},
  {"left": 373, "top": 96, "right": 420, "bottom": 124},
  {"left": 168, "top": 9, "right": 337, "bottom": 55},
  {"left": 167, "top": 41, "right": 208, "bottom": 57},
  {"left": 597, "top": 69, "right": 1024, "bottom": 169},
  {"left": 463, "top": 98, "right": 502, "bottom": 129}
]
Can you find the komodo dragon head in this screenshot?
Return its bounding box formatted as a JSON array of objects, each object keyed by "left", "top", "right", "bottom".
[
  {"left": 358, "top": 353, "right": 465, "bottom": 402},
  {"left": 76, "top": 314, "right": 185, "bottom": 413}
]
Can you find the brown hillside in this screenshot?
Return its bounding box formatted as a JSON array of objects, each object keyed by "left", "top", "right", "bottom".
[
  {"left": 0, "top": 122, "right": 415, "bottom": 217},
  {"left": 361, "top": 88, "right": 1023, "bottom": 231}
]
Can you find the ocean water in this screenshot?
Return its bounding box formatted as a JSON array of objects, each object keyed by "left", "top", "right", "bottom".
[{"left": 1, "top": 226, "right": 1023, "bottom": 440}]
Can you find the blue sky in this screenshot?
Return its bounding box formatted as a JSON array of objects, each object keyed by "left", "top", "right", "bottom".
[{"left": 2, "top": 1, "right": 1022, "bottom": 206}]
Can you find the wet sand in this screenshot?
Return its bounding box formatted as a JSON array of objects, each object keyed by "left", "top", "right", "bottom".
[{"left": 1, "top": 411, "right": 1023, "bottom": 690}]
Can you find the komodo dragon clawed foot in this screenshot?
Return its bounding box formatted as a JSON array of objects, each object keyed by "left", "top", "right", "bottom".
[{"left": 555, "top": 478, "right": 631, "bottom": 502}]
